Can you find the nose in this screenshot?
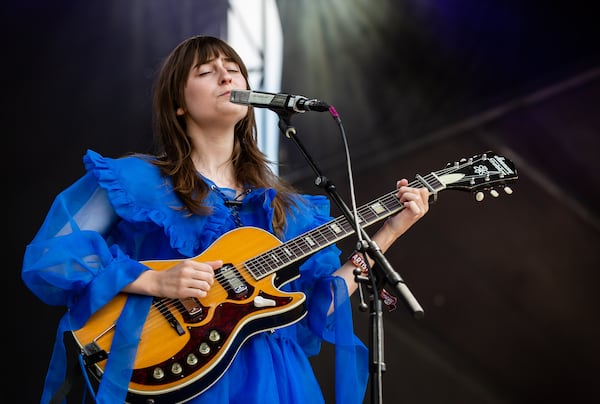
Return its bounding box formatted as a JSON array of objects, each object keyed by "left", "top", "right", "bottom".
[{"left": 219, "top": 67, "right": 233, "bottom": 84}]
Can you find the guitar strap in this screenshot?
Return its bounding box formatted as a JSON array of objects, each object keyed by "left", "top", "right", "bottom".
[
  {"left": 50, "top": 332, "right": 95, "bottom": 404},
  {"left": 50, "top": 295, "right": 152, "bottom": 403}
]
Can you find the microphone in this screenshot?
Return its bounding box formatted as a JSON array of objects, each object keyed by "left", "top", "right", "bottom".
[{"left": 230, "top": 89, "right": 330, "bottom": 113}]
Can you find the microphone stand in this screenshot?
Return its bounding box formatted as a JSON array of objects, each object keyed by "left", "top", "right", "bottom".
[{"left": 275, "top": 111, "right": 424, "bottom": 404}]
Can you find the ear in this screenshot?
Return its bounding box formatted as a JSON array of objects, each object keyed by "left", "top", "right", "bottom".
[{"left": 176, "top": 107, "right": 185, "bottom": 116}]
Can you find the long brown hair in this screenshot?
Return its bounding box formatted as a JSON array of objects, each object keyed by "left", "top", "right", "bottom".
[{"left": 150, "top": 35, "right": 297, "bottom": 236}]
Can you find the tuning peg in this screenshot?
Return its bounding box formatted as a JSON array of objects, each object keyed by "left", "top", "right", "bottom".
[
  {"left": 504, "top": 186, "right": 513, "bottom": 194},
  {"left": 475, "top": 191, "right": 484, "bottom": 202},
  {"left": 490, "top": 189, "right": 499, "bottom": 198}
]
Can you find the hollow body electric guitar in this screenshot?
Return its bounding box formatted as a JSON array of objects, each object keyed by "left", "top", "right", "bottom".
[{"left": 72, "top": 151, "right": 518, "bottom": 403}]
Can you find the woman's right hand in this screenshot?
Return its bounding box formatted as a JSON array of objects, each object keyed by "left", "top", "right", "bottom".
[{"left": 123, "top": 259, "right": 222, "bottom": 299}]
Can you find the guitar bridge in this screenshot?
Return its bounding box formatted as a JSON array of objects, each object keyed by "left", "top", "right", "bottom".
[{"left": 81, "top": 342, "right": 108, "bottom": 365}]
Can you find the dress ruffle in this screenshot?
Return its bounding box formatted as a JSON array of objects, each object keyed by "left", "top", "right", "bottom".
[{"left": 83, "top": 149, "right": 265, "bottom": 257}]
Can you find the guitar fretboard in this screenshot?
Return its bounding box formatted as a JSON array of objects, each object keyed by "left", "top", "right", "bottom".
[
  {"left": 242, "top": 150, "right": 517, "bottom": 281},
  {"left": 244, "top": 173, "right": 443, "bottom": 280}
]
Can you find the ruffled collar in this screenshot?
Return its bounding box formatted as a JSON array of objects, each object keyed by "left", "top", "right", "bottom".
[{"left": 83, "top": 149, "right": 274, "bottom": 257}]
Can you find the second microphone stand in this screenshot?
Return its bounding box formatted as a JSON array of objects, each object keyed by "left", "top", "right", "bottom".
[{"left": 275, "top": 111, "right": 423, "bottom": 404}]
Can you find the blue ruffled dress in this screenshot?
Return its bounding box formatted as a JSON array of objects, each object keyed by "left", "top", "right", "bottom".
[{"left": 22, "top": 150, "right": 368, "bottom": 404}]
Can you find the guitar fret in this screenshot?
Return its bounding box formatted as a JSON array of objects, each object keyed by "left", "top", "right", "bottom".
[
  {"left": 269, "top": 248, "right": 290, "bottom": 267},
  {"left": 281, "top": 246, "right": 293, "bottom": 257},
  {"left": 296, "top": 238, "right": 313, "bottom": 255},
  {"left": 267, "top": 252, "right": 282, "bottom": 265},
  {"left": 339, "top": 217, "right": 356, "bottom": 233},
  {"left": 303, "top": 235, "right": 317, "bottom": 247},
  {"left": 416, "top": 173, "right": 444, "bottom": 193},
  {"left": 245, "top": 259, "right": 265, "bottom": 277},
  {"left": 369, "top": 201, "right": 387, "bottom": 215},
  {"left": 329, "top": 222, "right": 344, "bottom": 234},
  {"left": 310, "top": 228, "right": 328, "bottom": 246},
  {"left": 273, "top": 247, "right": 294, "bottom": 266}
]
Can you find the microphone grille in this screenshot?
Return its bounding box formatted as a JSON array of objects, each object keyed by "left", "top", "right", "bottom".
[{"left": 230, "top": 90, "right": 250, "bottom": 103}]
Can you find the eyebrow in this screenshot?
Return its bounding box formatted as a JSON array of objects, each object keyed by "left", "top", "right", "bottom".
[{"left": 194, "top": 55, "right": 236, "bottom": 69}]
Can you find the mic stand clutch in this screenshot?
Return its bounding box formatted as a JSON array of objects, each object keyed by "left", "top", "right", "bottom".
[{"left": 275, "top": 112, "right": 423, "bottom": 404}]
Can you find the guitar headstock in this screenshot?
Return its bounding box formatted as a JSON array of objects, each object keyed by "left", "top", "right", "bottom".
[{"left": 430, "top": 151, "right": 518, "bottom": 201}]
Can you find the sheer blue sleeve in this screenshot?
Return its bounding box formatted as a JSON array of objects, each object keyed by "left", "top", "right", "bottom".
[
  {"left": 22, "top": 172, "right": 150, "bottom": 403},
  {"left": 283, "top": 195, "right": 369, "bottom": 404},
  {"left": 22, "top": 172, "right": 148, "bottom": 318}
]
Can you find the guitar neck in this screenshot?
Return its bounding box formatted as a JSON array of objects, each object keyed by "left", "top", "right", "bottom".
[
  {"left": 245, "top": 150, "right": 518, "bottom": 281},
  {"left": 245, "top": 173, "right": 444, "bottom": 280}
]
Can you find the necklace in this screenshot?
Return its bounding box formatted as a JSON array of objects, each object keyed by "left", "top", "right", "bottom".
[{"left": 210, "top": 185, "right": 251, "bottom": 227}]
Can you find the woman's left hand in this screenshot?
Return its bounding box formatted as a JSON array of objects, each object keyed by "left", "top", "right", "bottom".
[{"left": 386, "top": 178, "right": 430, "bottom": 237}]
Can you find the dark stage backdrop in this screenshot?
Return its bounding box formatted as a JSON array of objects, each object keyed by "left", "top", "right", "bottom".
[{"left": 6, "top": 1, "right": 600, "bottom": 403}]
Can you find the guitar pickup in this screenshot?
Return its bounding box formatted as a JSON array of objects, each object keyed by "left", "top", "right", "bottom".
[{"left": 219, "top": 263, "right": 249, "bottom": 299}]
